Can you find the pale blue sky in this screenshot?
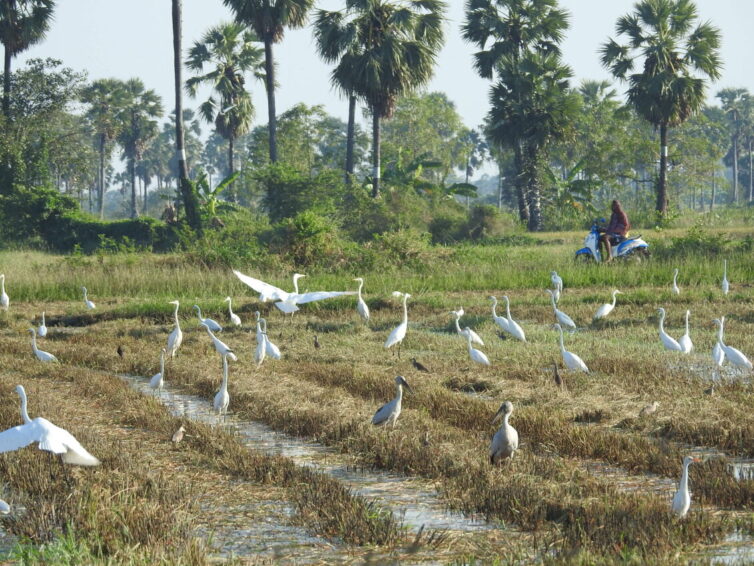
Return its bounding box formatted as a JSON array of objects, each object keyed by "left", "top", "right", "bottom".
[{"left": 19, "top": 0, "right": 754, "bottom": 132}]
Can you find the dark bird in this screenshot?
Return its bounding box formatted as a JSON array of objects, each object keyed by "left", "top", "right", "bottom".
[
  {"left": 422, "top": 431, "right": 431, "bottom": 446},
  {"left": 314, "top": 335, "right": 320, "bottom": 350},
  {"left": 552, "top": 360, "right": 563, "bottom": 388},
  {"left": 704, "top": 384, "right": 715, "bottom": 396},
  {"left": 117, "top": 345, "right": 124, "bottom": 358},
  {"left": 411, "top": 358, "right": 430, "bottom": 373}
]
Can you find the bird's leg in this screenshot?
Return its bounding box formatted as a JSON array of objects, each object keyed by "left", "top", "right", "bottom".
[
  {"left": 397, "top": 343, "right": 402, "bottom": 360},
  {"left": 47, "top": 451, "right": 56, "bottom": 483},
  {"left": 59, "top": 454, "right": 72, "bottom": 489}
]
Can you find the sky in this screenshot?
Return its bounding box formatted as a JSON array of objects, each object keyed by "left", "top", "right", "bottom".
[{"left": 18, "top": 0, "right": 754, "bottom": 135}]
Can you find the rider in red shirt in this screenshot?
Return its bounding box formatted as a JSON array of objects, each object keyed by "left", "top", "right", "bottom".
[{"left": 600, "top": 200, "right": 630, "bottom": 262}]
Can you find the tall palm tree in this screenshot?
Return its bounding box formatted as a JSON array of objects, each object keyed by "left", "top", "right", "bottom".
[
  {"left": 224, "top": 0, "right": 315, "bottom": 164},
  {"left": 186, "top": 22, "right": 263, "bottom": 201},
  {"left": 600, "top": 0, "right": 721, "bottom": 216},
  {"left": 717, "top": 88, "right": 750, "bottom": 204},
  {"left": 0, "top": 0, "right": 54, "bottom": 117}
]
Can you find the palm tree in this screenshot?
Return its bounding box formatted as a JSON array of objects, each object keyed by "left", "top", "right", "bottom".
[
  {"left": 186, "top": 22, "right": 263, "bottom": 201},
  {"left": 0, "top": 0, "right": 54, "bottom": 117},
  {"left": 600, "top": 0, "right": 721, "bottom": 216},
  {"left": 224, "top": 0, "right": 315, "bottom": 164},
  {"left": 717, "top": 88, "right": 750, "bottom": 204}
]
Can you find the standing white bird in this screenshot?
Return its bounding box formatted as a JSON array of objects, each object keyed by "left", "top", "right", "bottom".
[
  {"left": 193, "top": 305, "right": 223, "bottom": 332},
  {"left": 502, "top": 296, "right": 526, "bottom": 342},
  {"left": 354, "top": 277, "right": 370, "bottom": 323},
  {"left": 150, "top": 348, "right": 167, "bottom": 393},
  {"left": 671, "top": 456, "right": 700, "bottom": 518},
  {"left": 593, "top": 290, "right": 622, "bottom": 321},
  {"left": 554, "top": 323, "right": 588, "bottom": 372},
  {"left": 713, "top": 317, "right": 752, "bottom": 370},
  {"left": 384, "top": 292, "right": 411, "bottom": 357},
  {"left": 490, "top": 401, "right": 519, "bottom": 465},
  {"left": 722, "top": 260, "right": 730, "bottom": 295},
  {"left": 254, "top": 331, "right": 267, "bottom": 367},
  {"left": 0, "top": 385, "right": 100, "bottom": 466},
  {"left": 371, "top": 376, "right": 413, "bottom": 427},
  {"left": 166, "top": 300, "right": 183, "bottom": 358},
  {"left": 224, "top": 297, "right": 242, "bottom": 326},
  {"left": 657, "top": 308, "right": 682, "bottom": 352},
  {"left": 672, "top": 268, "right": 680, "bottom": 295},
  {"left": 550, "top": 271, "right": 563, "bottom": 294},
  {"left": 259, "top": 318, "right": 281, "bottom": 359},
  {"left": 201, "top": 323, "right": 237, "bottom": 361},
  {"left": 214, "top": 355, "right": 230, "bottom": 416},
  {"left": 0, "top": 274, "right": 9, "bottom": 310},
  {"left": 489, "top": 296, "right": 510, "bottom": 333},
  {"left": 678, "top": 310, "right": 693, "bottom": 354},
  {"left": 465, "top": 327, "right": 491, "bottom": 366},
  {"left": 450, "top": 308, "right": 484, "bottom": 345},
  {"left": 547, "top": 289, "right": 576, "bottom": 330},
  {"left": 712, "top": 340, "right": 725, "bottom": 369},
  {"left": 82, "top": 286, "right": 95, "bottom": 310},
  {"left": 37, "top": 311, "right": 47, "bottom": 338},
  {"left": 28, "top": 328, "right": 57, "bottom": 363}
]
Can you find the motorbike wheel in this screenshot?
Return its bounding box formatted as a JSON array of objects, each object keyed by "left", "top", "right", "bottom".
[
  {"left": 575, "top": 252, "right": 594, "bottom": 263},
  {"left": 623, "top": 248, "right": 649, "bottom": 263}
]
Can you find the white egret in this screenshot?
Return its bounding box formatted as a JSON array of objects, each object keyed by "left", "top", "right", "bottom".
[
  {"left": 150, "top": 348, "right": 167, "bottom": 393},
  {"left": 722, "top": 260, "right": 729, "bottom": 295},
  {"left": 489, "top": 296, "right": 510, "bottom": 333},
  {"left": 593, "top": 290, "right": 622, "bottom": 321},
  {"left": 490, "top": 401, "right": 519, "bottom": 465},
  {"left": 657, "top": 308, "right": 682, "bottom": 352},
  {"left": 672, "top": 268, "right": 680, "bottom": 295},
  {"left": 214, "top": 355, "right": 230, "bottom": 416},
  {"left": 37, "top": 311, "right": 47, "bottom": 337},
  {"left": 166, "top": 300, "right": 183, "bottom": 358},
  {"left": 554, "top": 323, "right": 588, "bottom": 372},
  {"left": 502, "top": 296, "right": 526, "bottom": 342},
  {"left": 450, "top": 308, "right": 484, "bottom": 345},
  {"left": 671, "top": 456, "right": 700, "bottom": 518},
  {"left": 712, "top": 341, "right": 725, "bottom": 369},
  {"left": 0, "top": 274, "right": 8, "bottom": 310},
  {"left": 224, "top": 296, "right": 242, "bottom": 326},
  {"left": 678, "top": 310, "right": 693, "bottom": 354},
  {"left": 465, "top": 327, "right": 491, "bottom": 366},
  {"left": 254, "top": 331, "right": 267, "bottom": 367},
  {"left": 259, "top": 318, "right": 281, "bottom": 359},
  {"left": 28, "top": 328, "right": 57, "bottom": 363},
  {"left": 354, "top": 277, "right": 370, "bottom": 323},
  {"left": 82, "top": 286, "right": 95, "bottom": 310},
  {"left": 193, "top": 305, "right": 223, "bottom": 332},
  {"left": 547, "top": 290, "right": 576, "bottom": 330},
  {"left": 713, "top": 318, "right": 752, "bottom": 370},
  {"left": 0, "top": 385, "right": 100, "bottom": 466},
  {"left": 384, "top": 292, "right": 411, "bottom": 358},
  {"left": 371, "top": 376, "right": 413, "bottom": 427},
  {"left": 550, "top": 271, "right": 563, "bottom": 294},
  {"left": 201, "top": 323, "right": 237, "bottom": 361}
]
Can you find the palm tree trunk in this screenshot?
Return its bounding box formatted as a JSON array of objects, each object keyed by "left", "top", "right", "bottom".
[
  {"left": 371, "top": 111, "right": 381, "bottom": 198},
  {"left": 345, "top": 94, "right": 356, "bottom": 186},
  {"left": 130, "top": 159, "right": 138, "bottom": 218},
  {"left": 2, "top": 46, "right": 11, "bottom": 118},
  {"left": 749, "top": 137, "right": 753, "bottom": 202},
  {"left": 656, "top": 124, "right": 668, "bottom": 215},
  {"left": 263, "top": 36, "right": 278, "bottom": 163},
  {"left": 228, "top": 135, "right": 237, "bottom": 203},
  {"left": 98, "top": 134, "right": 106, "bottom": 219},
  {"left": 732, "top": 134, "right": 738, "bottom": 203},
  {"left": 524, "top": 145, "right": 542, "bottom": 232},
  {"left": 710, "top": 168, "right": 715, "bottom": 212},
  {"left": 513, "top": 142, "right": 529, "bottom": 222}
]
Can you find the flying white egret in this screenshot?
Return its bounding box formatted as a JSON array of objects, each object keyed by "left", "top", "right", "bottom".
[
  {"left": 166, "top": 300, "right": 183, "bottom": 358},
  {"left": 354, "top": 277, "right": 370, "bottom": 323},
  {"left": 384, "top": 292, "right": 411, "bottom": 358},
  {"left": 371, "top": 376, "right": 413, "bottom": 427},
  {"left": 201, "top": 323, "right": 237, "bottom": 361},
  {"left": 678, "top": 310, "right": 693, "bottom": 354},
  {"left": 657, "top": 308, "right": 682, "bottom": 352},
  {"left": 547, "top": 289, "right": 576, "bottom": 330},
  {"left": 593, "top": 290, "right": 622, "bottom": 321},
  {"left": 465, "top": 327, "right": 491, "bottom": 366},
  {"left": 28, "top": 328, "right": 57, "bottom": 363},
  {"left": 554, "top": 323, "right": 588, "bottom": 372},
  {"left": 37, "top": 311, "right": 47, "bottom": 338},
  {"left": 0, "top": 385, "right": 100, "bottom": 466},
  {"left": 0, "top": 274, "right": 9, "bottom": 310},
  {"left": 214, "top": 355, "right": 230, "bottom": 416},
  {"left": 672, "top": 269, "right": 680, "bottom": 295},
  {"left": 193, "top": 305, "right": 223, "bottom": 332},
  {"left": 713, "top": 318, "right": 752, "bottom": 370},
  {"left": 224, "top": 296, "right": 242, "bottom": 326},
  {"left": 489, "top": 296, "right": 510, "bottom": 333},
  {"left": 450, "top": 308, "right": 484, "bottom": 345},
  {"left": 82, "top": 286, "right": 95, "bottom": 310},
  {"left": 722, "top": 260, "right": 729, "bottom": 295},
  {"left": 502, "top": 296, "right": 526, "bottom": 342},
  {"left": 259, "top": 318, "right": 281, "bottom": 359},
  {"left": 490, "top": 401, "right": 519, "bottom": 465},
  {"left": 233, "top": 270, "right": 355, "bottom": 314},
  {"left": 671, "top": 456, "right": 700, "bottom": 518},
  {"left": 550, "top": 271, "right": 563, "bottom": 294},
  {"left": 150, "top": 348, "right": 167, "bottom": 393}
]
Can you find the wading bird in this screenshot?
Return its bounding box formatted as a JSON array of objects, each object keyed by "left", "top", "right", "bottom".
[
  {"left": 411, "top": 358, "right": 430, "bottom": 373},
  {"left": 502, "top": 296, "right": 526, "bottom": 342},
  {"left": 679, "top": 310, "right": 693, "bottom": 354},
  {"left": 28, "top": 328, "right": 57, "bottom": 363},
  {"left": 313, "top": 335, "right": 320, "bottom": 350},
  {"left": 37, "top": 312, "right": 47, "bottom": 337},
  {"left": 117, "top": 345, "right": 124, "bottom": 358},
  {"left": 354, "top": 277, "right": 370, "bottom": 323},
  {"left": 639, "top": 401, "right": 659, "bottom": 417},
  {"left": 0, "top": 385, "right": 100, "bottom": 466},
  {"left": 450, "top": 308, "right": 484, "bottom": 346},
  {"left": 553, "top": 361, "right": 564, "bottom": 389},
  {"left": 593, "top": 290, "right": 622, "bottom": 321},
  {"left": 385, "top": 292, "right": 411, "bottom": 358},
  {"left": 551, "top": 271, "right": 563, "bottom": 294},
  {"left": 465, "top": 327, "right": 491, "bottom": 366},
  {"left": 713, "top": 318, "right": 752, "bottom": 370},
  {"left": 712, "top": 340, "right": 725, "bottom": 369},
  {"left": 172, "top": 425, "right": 186, "bottom": 444},
  {"left": 0, "top": 274, "right": 8, "bottom": 310},
  {"left": 193, "top": 305, "right": 222, "bottom": 332},
  {"left": 372, "top": 376, "right": 412, "bottom": 427},
  {"left": 489, "top": 296, "right": 510, "bottom": 333},
  {"left": 554, "top": 323, "right": 588, "bottom": 372},
  {"left": 82, "top": 286, "right": 95, "bottom": 310},
  {"left": 225, "top": 296, "right": 242, "bottom": 326},
  {"left": 547, "top": 290, "right": 576, "bottom": 330},
  {"left": 150, "top": 348, "right": 167, "bottom": 393},
  {"left": 657, "top": 308, "right": 682, "bottom": 352},
  {"left": 166, "top": 300, "right": 183, "bottom": 358},
  {"left": 672, "top": 269, "right": 680, "bottom": 295},
  {"left": 201, "top": 323, "right": 237, "bottom": 361},
  {"left": 722, "top": 260, "right": 730, "bottom": 295},
  {"left": 672, "top": 456, "right": 700, "bottom": 518},
  {"left": 259, "top": 318, "right": 281, "bottom": 359},
  {"left": 254, "top": 331, "right": 266, "bottom": 367},
  {"left": 490, "top": 401, "right": 519, "bottom": 465},
  {"left": 214, "top": 355, "right": 230, "bottom": 416}
]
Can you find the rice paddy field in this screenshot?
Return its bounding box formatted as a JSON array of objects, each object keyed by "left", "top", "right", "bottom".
[{"left": 0, "top": 225, "right": 753, "bottom": 565}]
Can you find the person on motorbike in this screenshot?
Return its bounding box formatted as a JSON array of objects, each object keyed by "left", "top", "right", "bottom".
[{"left": 599, "top": 200, "right": 630, "bottom": 262}]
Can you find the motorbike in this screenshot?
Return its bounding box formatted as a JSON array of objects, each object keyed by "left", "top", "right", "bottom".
[{"left": 575, "top": 219, "right": 650, "bottom": 262}]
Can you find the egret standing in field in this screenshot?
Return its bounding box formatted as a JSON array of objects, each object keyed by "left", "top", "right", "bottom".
[
  {"left": 713, "top": 318, "right": 752, "bottom": 370},
  {"left": 166, "top": 300, "right": 183, "bottom": 358},
  {"left": 657, "top": 308, "right": 682, "bottom": 352},
  {"left": 679, "top": 310, "right": 693, "bottom": 354},
  {"left": 0, "top": 385, "right": 100, "bottom": 466},
  {"left": 214, "top": 355, "right": 231, "bottom": 416},
  {"left": 490, "top": 401, "right": 519, "bottom": 465},
  {"left": 193, "top": 305, "right": 222, "bottom": 332},
  {"left": 254, "top": 330, "right": 267, "bottom": 367},
  {"left": 489, "top": 296, "right": 510, "bottom": 333},
  {"left": 554, "top": 323, "right": 588, "bottom": 372},
  {"left": 502, "top": 296, "right": 526, "bottom": 342},
  {"left": 354, "top": 277, "right": 370, "bottom": 323},
  {"left": 0, "top": 274, "right": 8, "bottom": 310},
  {"left": 37, "top": 312, "right": 47, "bottom": 338},
  {"left": 450, "top": 308, "right": 484, "bottom": 345},
  {"left": 225, "top": 296, "right": 242, "bottom": 326},
  {"left": 593, "top": 290, "right": 622, "bottom": 321},
  {"left": 672, "top": 269, "right": 680, "bottom": 295},
  {"left": 201, "top": 323, "right": 237, "bottom": 361},
  {"left": 371, "top": 376, "right": 413, "bottom": 428},
  {"left": 259, "top": 318, "right": 281, "bottom": 359},
  {"left": 82, "top": 286, "right": 95, "bottom": 310},
  {"left": 465, "top": 328, "right": 491, "bottom": 366},
  {"left": 28, "top": 328, "right": 57, "bottom": 363},
  {"left": 150, "top": 348, "right": 167, "bottom": 394},
  {"left": 384, "top": 292, "right": 411, "bottom": 358},
  {"left": 547, "top": 289, "right": 576, "bottom": 330},
  {"left": 672, "top": 456, "right": 700, "bottom": 518},
  {"left": 722, "top": 260, "right": 729, "bottom": 295}
]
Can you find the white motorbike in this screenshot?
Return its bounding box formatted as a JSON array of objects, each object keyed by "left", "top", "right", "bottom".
[{"left": 575, "top": 219, "right": 650, "bottom": 263}]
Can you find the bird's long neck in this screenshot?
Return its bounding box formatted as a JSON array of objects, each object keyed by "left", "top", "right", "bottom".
[
  {"left": 260, "top": 319, "right": 267, "bottom": 333},
  {"left": 491, "top": 299, "right": 498, "bottom": 318},
  {"left": 395, "top": 383, "right": 404, "bottom": 403},
  {"left": 673, "top": 271, "right": 678, "bottom": 285},
  {"left": 173, "top": 304, "right": 180, "bottom": 326},
  {"left": 685, "top": 311, "right": 690, "bottom": 333},
  {"left": 293, "top": 277, "right": 300, "bottom": 294},
  {"left": 160, "top": 352, "right": 165, "bottom": 374},
  {"left": 18, "top": 388, "right": 31, "bottom": 424},
  {"left": 30, "top": 332, "right": 37, "bottom": 352},
  {"left": 1, "top": 277, "right": 5, "bottom": 295},
  {"left": 659, "top": 312, "right": 665, "bottom": 333},
  {"left": 502, "top": 411, "right": 511, "bottom": 430},
  {"left": 504, "top": 297, "right": 512, "bottom": 319},
  {"left": 41, "top": 312, "right": 45, "bottom": 325},
  {"left": 724, "top": 261, "right": 727, "bottom": 278},
  {"left": 83, "top": 288, "right": 87, "bottom": 299},
  {"left": 401, "top": 296, "right": 408, "bottom": 324},
  {"left": 195, "top": 307, "right": 202, "bottom": 318},
  {"left": 611, "top": 292, "right": 618, "bottom": 307},
  {"left": 679, "top": 461, "right": 691, "bottom": 492},
  {"left": 717, "top": 320, "right": 725, "bottom": 346},
  {"left": 550, "top": 294, "right": 557, "bottom": 310},
  {"left": 454, "top": 316, "right": 462, "bottom": 333},
  {"left": 557, "top": 328, "right": 565, "bottom": 352},
  {"left": 467, "top": 333, "right": 474, "bottom": 352},
  {"left": 227, "top": 300, "right": 234, "bottom": 315},
  {"left": 256, "top": 321, "right": 262, "bottom": 334},
  {"left": 221, "top": 356, "right": 229, "bottom": 391},
  {"left": 357, "top": 280, "right": 364, "bottom": 298}
]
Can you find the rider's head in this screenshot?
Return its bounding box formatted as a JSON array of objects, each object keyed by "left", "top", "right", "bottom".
[{"left": 611, "top": 199, "right": 623, "bottom": 213}]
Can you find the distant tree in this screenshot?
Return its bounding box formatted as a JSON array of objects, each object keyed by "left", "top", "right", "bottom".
[{"left": 716, "top": 88, "right": 750, "bottom": 204}]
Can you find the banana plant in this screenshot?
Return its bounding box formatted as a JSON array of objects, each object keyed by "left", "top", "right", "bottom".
[{"left": 196, "top": 170, "right": 239, "bottom": 217}]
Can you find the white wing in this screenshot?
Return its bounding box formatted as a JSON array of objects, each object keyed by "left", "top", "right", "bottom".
[
  {"left": 233, "top": 270, "right": 289, "bottom": 302},
  {"left": 0, "top": 423, "right": 38, "bottom": 453},
  {"left": 265, "top": 338, "right": 282, "bottom": 360},
  {"left": 287, "top": 291, "right": 356, "bottom": 305}
]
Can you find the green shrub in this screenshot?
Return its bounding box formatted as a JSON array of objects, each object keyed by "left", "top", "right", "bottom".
[
  {"left": 466, "top": 204, "right": 507, "bottom": 240},
  {"left": 651, "top": 224, "right": 733, "bottom": 260},
  {"left": 256, "top": 164, "right": 343, "bottom": 223},
  {"left": 429, "top": 211, "right": 467, "bottom": 244},
  {"left": 268, "top": 210, "right": 341, "bottom": 267},
  {"left": 373, "top": 228, "right": 433, "bottom": 269}
]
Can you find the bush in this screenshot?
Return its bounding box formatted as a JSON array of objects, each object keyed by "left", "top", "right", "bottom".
[
  {"left": 268, "top": 210, "right": 341, "bottom": 267},
  {"left": 466, "top": 204, "right": 507, "bottom": 240},
  {"left": 256, "top": 164, "right": 343, "bottom": 223},
  {"left": 651, "top": 224, "right": 733, "bottom": 260},
  {"left": 373, "top": 228, "right": 433, "bottom": 269},
  {"left": 429, "top": 211, "right": 467, "bottom": 244}
]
